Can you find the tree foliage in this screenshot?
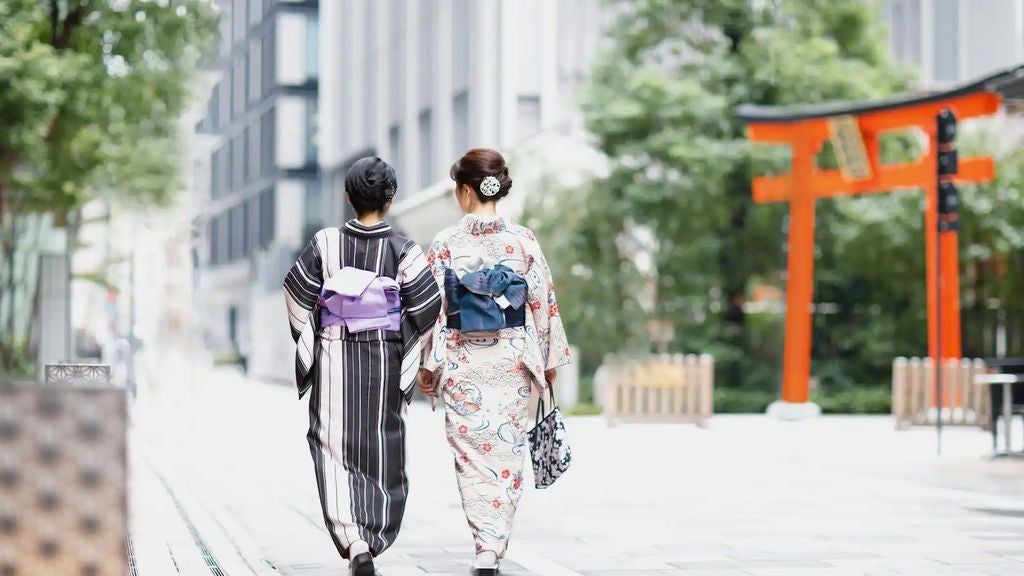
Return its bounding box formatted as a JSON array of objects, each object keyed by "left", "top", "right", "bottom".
[
  {"left": 536, "top": 0, "right": 1024, "bottom": 407},
  {"left": 0, "top": 0, "right": 217, "bottom": 371},
  {"left": 564, "top": 0, "right": 910, "bottom": 391},
  {"left": 0, "top": 0, "right": 217, "bottom": 213}
]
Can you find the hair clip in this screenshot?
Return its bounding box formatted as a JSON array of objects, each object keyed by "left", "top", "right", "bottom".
[{"left": 479, "top": 176, "right": 501, "bottom": 197}]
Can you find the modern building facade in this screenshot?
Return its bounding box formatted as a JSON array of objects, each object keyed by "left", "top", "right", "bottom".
[
  {"left": 318, "top": 0, "right": 607, "bottom": 244},
  {"left": 883, "top": 0, "right": 1024, "bottom": 88},
  {"left": 192, "top": 0, "right": 320, "bottom": 377},
  {"left": 194, "top": 0, "right": 1024, "bottom": 382}
]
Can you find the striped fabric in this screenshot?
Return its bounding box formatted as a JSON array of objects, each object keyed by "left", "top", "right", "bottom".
[{"left": 282, "top": 220, "right": 441, "bottom": 559}]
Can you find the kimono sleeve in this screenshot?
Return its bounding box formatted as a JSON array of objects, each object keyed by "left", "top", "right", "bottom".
[
  {"left": 398, "top": 242, "right": 442, "bottom": 338},
  {"left": 420, "top": 234, "right": 452, "bottom": 376},
  {"left": 283, "top": 233, "right": 324, "bottom": 343},
  {"left": 526, "top": 242, "right": 572, "bottom": 371}
]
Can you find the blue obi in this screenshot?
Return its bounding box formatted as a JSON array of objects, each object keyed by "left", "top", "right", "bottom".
[{"left": 445, "top": 264, "right": 527, "bottom": 333}]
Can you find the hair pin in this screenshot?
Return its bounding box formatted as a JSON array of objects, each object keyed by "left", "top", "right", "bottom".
[{"left": 479, "top": 176, "right": 501, "bottom": 197}]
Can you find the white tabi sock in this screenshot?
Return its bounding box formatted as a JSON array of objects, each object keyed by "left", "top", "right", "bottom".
[
  {"left": 474, "top": 551, "right": 498, "bottom": 568},
  {"left": 349, "top": 539, "right": 371, "bottom": 559}
]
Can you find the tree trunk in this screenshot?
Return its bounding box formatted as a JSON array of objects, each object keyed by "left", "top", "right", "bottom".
[
  {"left": 716, "top": 168, "right": 752, "bottom": 387},
  {"left": 1, "top": 209, "right": 20, "bottom": 371}
]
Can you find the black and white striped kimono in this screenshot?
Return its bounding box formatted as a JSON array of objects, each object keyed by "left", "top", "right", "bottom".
[{"left": 283, "top": 220, "right": 442, "bottom": 558}]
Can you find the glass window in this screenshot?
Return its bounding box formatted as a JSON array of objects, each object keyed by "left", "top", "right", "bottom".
[
  {"left": 211, "top": 149, "right": 221, "bottom": 199},
  {"left": 517, "top": 95, "right": 541, "bottom": 139},
  {"left": 388, "top": 125, "right": 403, "bottom": 181},
  {"left": 418, "top": 5, "right": 435, "bottom": 110},
  {"left": 306, "top": 14, "right": 319, "bottom": 80},
  {"left": 227, "top": 207, "right": 238, "bottom": 261},
  {"left": 209, "top": 83, "right": 220, "bottom": 130},
  {"left": 249, "top": 123, "right": 261, "bottom": 180},
  {"left": 452, "top": 0, "right": 472, "bottom": 90},
  {"left": 306, "top": 98, "right": 318, "bottom": 165},
  {"left": 227, "top": 139, "right": 236, "bottom": 190},
  {"left": 390, "top": 2, "right": 406, "bottom": 124},
  {"left": 262, "top": 23, "right": 276, "bottom": 95},
  {"left": 453, "top": 90, "right": 469, "bottom": 159},
  {"left": 933, "top": 0, "right": 959, "bottom": 82},
  {"left": 219, "top": 213, "right": 230, "bottom": 264},
  {"left": 219, "top": 2, "right": 233, "bottom": 57},
  {"left": 364, "top": 1, "right": 377, "bottom": 141},
  {"left": 234, "top": 55, "right": 245, "bottom": 118},
  {"left": 303, "top": 179, "right": 323, "bottom": 241},
  {"left": 246, "top": 197, "right": 259, "bottom": 255},
  {"left": 242, "top": 127, "right": 251, "bottom": 183},
  {"left": 234, "top": 0, "right": 247, "bottom": 43},
  {"left": 209, "top": 218, "right": 220, "bottom": 265},
  {"left": 261, "top": 107, "right": 276, "bottom": 176},
  {"left": 249, "top": 0, "right": 262, "bottom": 25},
  {"left": 241, "top": 202, "right": 250, "bottom": 258},
  {"left": 259, "top": 187, "right": 275, "bottom": 249},
  {"left": 418, "top": 109, "right": 433, "bottom": 189}
]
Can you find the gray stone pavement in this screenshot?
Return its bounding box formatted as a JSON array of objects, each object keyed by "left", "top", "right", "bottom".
[{"left": 128, "top": 364, "right": 1024, "bottom": 576}]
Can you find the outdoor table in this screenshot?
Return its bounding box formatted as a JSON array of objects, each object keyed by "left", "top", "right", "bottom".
[{"left": 974, "top": 373, "right": 1024, "bottom": 456}]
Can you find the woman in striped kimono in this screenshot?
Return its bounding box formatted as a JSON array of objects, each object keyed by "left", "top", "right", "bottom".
[
  {"left": 418, "top": 148, "right": 572, "bottom": 576},
  {"left": 284, "top": 157, "right": 442, "bottom": 576}
]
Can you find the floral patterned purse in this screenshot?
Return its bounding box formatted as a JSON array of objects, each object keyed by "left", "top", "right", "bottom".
[{"left": 527, "top": 383, "right": 572, "bottom": 488}]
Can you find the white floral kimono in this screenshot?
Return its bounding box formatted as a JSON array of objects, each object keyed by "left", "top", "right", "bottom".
[{"left": 422, "top": 214, "right": 571, "bottom": 558}]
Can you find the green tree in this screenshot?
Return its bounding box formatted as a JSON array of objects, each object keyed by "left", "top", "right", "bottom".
[
  {"left": 570, "top": 0, "right": 910, "bottom": 391},
  {"left": 0, "top": 0, "right": 216, "bottom": 371}
]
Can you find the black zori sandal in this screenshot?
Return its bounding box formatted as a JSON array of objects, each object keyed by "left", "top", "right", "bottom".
[{"left": 350, "top": 553, "right": 375, "bottom": 576}]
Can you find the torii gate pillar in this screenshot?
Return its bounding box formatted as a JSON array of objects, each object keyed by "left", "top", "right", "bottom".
[{"left": 736, "top": 73, "right": 1011, "bottom": 420}]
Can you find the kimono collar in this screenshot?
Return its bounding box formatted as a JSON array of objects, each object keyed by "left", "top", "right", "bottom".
[
  {"left": 344, "top": 219, "right": 393, "bottom": 238},
  {"left": 461, "top": 214, "right": 507, "bottom": 236}
]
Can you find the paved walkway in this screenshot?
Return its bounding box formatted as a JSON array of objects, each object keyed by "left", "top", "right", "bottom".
[{"left": 129, "top": 364, "right": 1024, "bottom": 576}]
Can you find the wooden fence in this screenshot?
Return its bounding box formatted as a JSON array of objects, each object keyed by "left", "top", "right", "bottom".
[
  {"left": 603, "top": 354, "right": 714, "bottom": 425},
  {"left": 892, "top": 357, "right": 990, "bottom": 429}
]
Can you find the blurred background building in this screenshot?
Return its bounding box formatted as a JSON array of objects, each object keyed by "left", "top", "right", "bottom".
[
  {"left": 184, "top": 0, "right": 1024, "bottom": 382},
  {"left": 318, "top": 0, "right": 606, "bottom": 243},
  {"left": 192, "top": 0, "right": 606, "bottom": 381},
  {"left": 883, "top": 0, "right": 1024, "bottom": 88},
  {"left": 191, "top": 0, "right": 320, "bottom": 378}
]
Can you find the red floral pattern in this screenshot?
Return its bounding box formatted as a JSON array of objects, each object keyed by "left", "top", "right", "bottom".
[{"left": 420, "top": 214, "right": 573, "bottom": 559}]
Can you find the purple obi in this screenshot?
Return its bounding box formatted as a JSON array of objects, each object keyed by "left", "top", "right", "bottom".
[{"left": 319, "top": 266, "right": 401, "bottom": 333}]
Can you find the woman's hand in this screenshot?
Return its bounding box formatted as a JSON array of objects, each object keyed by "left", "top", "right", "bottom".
[
  {"left": 418, "top": 368, "right": 436, "bottom": 395},
  {"left": 544, "top": 368, "right": 558, "bottom": 386}
]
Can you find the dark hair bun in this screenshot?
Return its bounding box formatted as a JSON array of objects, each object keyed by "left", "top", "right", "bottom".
[
  {"left": 345, "top": 157, "right": 397, "bottom": 215},
  {"left": 449, "top": 147, "right": 512, "bottom": 203}
]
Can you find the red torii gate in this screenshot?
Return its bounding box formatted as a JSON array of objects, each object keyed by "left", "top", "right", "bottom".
[{"left": 736, "top": 66, "right": 1024, "bottom": 417}]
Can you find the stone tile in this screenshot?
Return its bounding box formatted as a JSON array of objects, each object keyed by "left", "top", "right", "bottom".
[{"left": 131, "top": 367, "right": 1024, "bottom": 576}]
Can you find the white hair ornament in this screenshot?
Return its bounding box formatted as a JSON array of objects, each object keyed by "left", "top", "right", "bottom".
[{"left": 479, "top": 176, "right": 501, "bottom": 197}]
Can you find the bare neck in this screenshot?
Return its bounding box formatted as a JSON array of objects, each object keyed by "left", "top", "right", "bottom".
[
  {"left": 467, "top": 202, "right": 498, "bottom": 218},
  {"left": 356, "top": 212, "right": 386, "bottom": 227}
]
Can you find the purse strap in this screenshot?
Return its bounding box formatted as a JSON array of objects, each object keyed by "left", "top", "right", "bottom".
[{"left": 535, "top": 381, "right": 558, "bottom": 427}]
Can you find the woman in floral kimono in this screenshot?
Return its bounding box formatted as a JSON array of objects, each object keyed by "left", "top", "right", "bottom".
[
  {"left": 284, "top": 157, "right": 441, "bottom": 576},
  {"left": 418, "top": 148, "right": 571, "bottom": 576}
]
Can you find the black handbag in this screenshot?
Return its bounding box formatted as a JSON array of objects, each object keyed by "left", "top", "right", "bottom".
[{"left": 527, "top": 383, "right": 572, "bottom": 488}]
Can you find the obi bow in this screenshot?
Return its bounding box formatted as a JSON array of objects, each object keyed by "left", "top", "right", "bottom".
[
  {"left": 445, "top": 259, "right": 527, "bottom": 333},
  {"left": 319, "top": 266, "right": 401, "bottom": 333}
]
